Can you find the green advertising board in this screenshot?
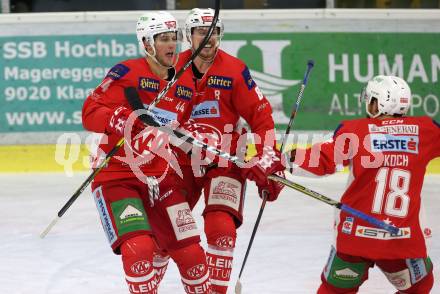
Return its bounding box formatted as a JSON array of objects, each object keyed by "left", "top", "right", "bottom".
[{"left": 1, "top": 32, "right": 439, "bottom": 133}]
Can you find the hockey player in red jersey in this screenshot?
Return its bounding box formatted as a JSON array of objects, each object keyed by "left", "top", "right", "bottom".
[
  {"left": 289, "top": 75, "right": 438, "bottom": 293},
  {"left": 152, "top": 8, "right": 285, "bottom": 294},
  {"left": 82, "top": 11, "right": 212, "bottom": 294}
]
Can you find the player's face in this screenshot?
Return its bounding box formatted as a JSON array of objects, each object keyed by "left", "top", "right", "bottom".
[
  {"left": 154, "top": 32, "right": 179, "bottom": 67},
  {"left": 191, "top": 26, "right": 220, "bottom": 59},
  {"left": 367, "top": 100, "right": 379, "bottom": 117}
]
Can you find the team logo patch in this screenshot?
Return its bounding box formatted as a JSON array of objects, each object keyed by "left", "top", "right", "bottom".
[
  {"left": 341, "top": 217, "right": 354, "bottom": 234},
  {"left": 92, "top": 187, "right": 117, "bottom": 245},
  {"left": 201, "top": 15, "right": 214, "bottom": 23},
  {"left": 355, "top": 225, "right": 410, "bottom": 240},
  {"left": 333, "top": 268, "right": 359, "bottom": 281},
  {"left": 207, "top": 75, "right": 233, "bottom": 89},
  {"left": 131, "top": 260, "right": 152, "bottom": 275},
  {"left": 424, "top": 227, "right": 432, "bottom": 238},
  {"left": 111, "top": 198, "right": 150, "bottom": 236},
  {"left": 191, "top": 100, "right": 220, "bottom": 118},
  {"left": 216, "top": 236, "right": 235, "bottom": 248},
  {"left": 138, "top": 77, "right": 160, "bottom": 92},
  {"left": 175, "top": 85, "right": 193, "bottom": 100},
  {"left": 369, "top": 134, "right": 419, "bottom": 154},
  {"left": 187, "top": 264, "right": 206, "bottom": 279},
  {"left": 164, "top": 20, "right": 176, "bottom": 29},
  {"left": 166, "top": 203, "right": 199, "bottom": 241},
  {"left": 106, "top": 63, "right": 130, "bottom": 80},
  {"left": 383, "top": 268, "right": 411, "bottom": 291},
  {"left": 241, "top": 66, "right": 256, "bottom": 90},
  {"left": 208, "top": 176, "right": 242, "bottom": 211}
]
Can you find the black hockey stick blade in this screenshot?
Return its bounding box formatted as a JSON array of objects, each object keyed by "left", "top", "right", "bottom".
[{"left": 124, "top": 87, "right": 161, "bottom": 127}]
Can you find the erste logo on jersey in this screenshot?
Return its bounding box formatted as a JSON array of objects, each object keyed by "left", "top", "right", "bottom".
[
  {"left": 207, "top": 75, "right": 233, "bottom": 90},
  {"left": 139, "top": 77, "right": 160, "bottom": 92},
  {"left": 191, "top": 100, "right": 220, "bottom": 118},
  {"left": 241, "top": 66, "right": 256, "bottom": 90},
  {"left": 369, "top": 134, "right": 419, "bottom": 154},
  {"left": 175, "top": 85, "right": 193, "bottom": 100},
  {"left": 106, "top": 63, "right": 130, "bottom": 80}
]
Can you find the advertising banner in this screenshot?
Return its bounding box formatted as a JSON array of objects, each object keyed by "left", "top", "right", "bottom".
[{"left": 1, "top": 32, "right": 439, "bottom": 132}]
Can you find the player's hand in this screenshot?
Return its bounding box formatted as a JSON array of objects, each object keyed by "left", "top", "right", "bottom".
[
  {"left": 106, "top": 106, "right": 146, "bottom": 137},
  {"left": 242, "top": 146, "right": 284, "bottom": 187},
  {"left": 257, "top": 170, "right": 285, "bottom": 201}
]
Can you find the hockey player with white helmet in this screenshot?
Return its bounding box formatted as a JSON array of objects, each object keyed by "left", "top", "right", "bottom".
[
  {"left": 361, "top": 75, "right": 411, "bottom": 118},
  {"left": 184, "top": 8, "right": 224, "bottom": 62},
  {"left": 136, "top": 11, "right": 182, "bottom": 69},
  {"left": 285, "top": 75, "right": 439, "bottom": 293},
  {"left": 82, "top": 11, "right": 212, "bottom": 294}
]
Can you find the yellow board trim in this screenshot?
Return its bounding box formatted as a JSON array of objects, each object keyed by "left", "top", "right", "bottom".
[{"left": 1, "top": 144, "right": 440, "bottom": 174}]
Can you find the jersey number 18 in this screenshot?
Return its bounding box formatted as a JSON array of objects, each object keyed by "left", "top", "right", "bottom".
[{"left": 372, "top": 167, "right": 411, "bottom": 218}]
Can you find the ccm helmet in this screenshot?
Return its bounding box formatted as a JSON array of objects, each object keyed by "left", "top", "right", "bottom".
[
  {"left": 184, "top": 8, "right": 224, "bottom": 46},
  {"left": 136, "top": 11, "right": 179, "bottom": 58},
  {"left": 361, "top": 75, "right": 411, "bottom": 118}
]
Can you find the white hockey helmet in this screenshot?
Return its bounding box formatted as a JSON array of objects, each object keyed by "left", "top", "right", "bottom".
[
  {"left": 361, "top": 75, "right": 411, "bottom": 118},
  {"left": 185, "top": 8, "right": 224, "bottom": 46},
  {"left": 136, "top": 11, "right": 179, "bottom": 58}
]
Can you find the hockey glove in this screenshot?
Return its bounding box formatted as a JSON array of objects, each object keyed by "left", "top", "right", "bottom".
[
  {"left": 257, "top": 170, "right": 285, "bottom": 201},
  {"left": 241, "top": 146, "right": 285, "bottom": 187},
  {"left": 107, "top": 106, "right": 146, "bottom": 137},
  {"left": 107, "top": 106, "right": 169, "bottom": 157}
]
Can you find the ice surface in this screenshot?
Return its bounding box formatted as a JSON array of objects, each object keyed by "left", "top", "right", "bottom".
[{"left": 0, "top": 172, "right": 438, "bottom": 294}]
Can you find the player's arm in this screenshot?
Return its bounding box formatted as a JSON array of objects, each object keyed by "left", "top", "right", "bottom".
[
  {"left": 232, "top": 64, "right": 285, "bottom": 201},
  {"left": 82, "top": 63, "right": 131, "bottom": 134},
  {"left": 291, "top": 123, "right": 351, "bottom": 176},
  {"left": 231, "top": 65, "right": 276, "bottom": 152}
]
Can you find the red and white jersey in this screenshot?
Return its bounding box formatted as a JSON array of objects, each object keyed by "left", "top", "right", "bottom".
[
  {"left": 176, "top": 49, "right": 275, "bottom": 166},
  {"left": 294, "top": 116, "right": 440, "bottom": 259},
  {"left": 82, "top": 58, "right": 194, "bottom": 182}
]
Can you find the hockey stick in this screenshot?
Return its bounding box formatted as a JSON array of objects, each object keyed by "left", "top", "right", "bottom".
[
  {"left": 124, "top": 87, "right": 247, "bottom": 168},
  {"left": 39, "top": 137, "right": 125, "bottom": 238},
  {"left": 39, "top": 0, "right": 221, "bottom": 239},
  {"left": 125, "top": 86, "right": 400, "bottom": 236},
  {"left": 268, "top": 174, "right": 399, "bottom": 234},
  {"left": 234, "top": 60, "right": 314, "bottom": 294},
  {"left": 280, "top": 60, "right": 314, "bottom": 153}
]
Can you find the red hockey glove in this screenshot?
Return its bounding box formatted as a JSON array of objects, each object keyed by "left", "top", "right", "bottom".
[
  {"left": 106, "top": 106, "right": 146, "bottom": 137},
  {"left": 242, "top": 146, "right": 285, "bottom": 187},
  {"left": 257, "top": 170, "right": 285, "bottom": 201},
  {"left": 107, "top": 106, "right": 170, "bottom": 157}
]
